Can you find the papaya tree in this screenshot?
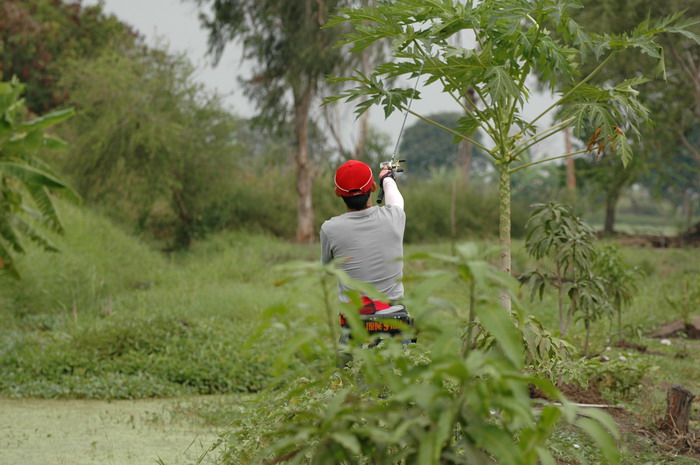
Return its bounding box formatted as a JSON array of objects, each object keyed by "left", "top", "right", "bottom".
[
  {"left": 326, "top": 0, "right": 700, "bottom": 309},
  {"left": 0, "top": 77, "right": 76, "bottom": 277}
]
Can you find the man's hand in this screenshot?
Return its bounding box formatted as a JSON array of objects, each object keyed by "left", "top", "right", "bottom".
[{"left": 379, "top": 169, "right": 395, "bottom": 182}]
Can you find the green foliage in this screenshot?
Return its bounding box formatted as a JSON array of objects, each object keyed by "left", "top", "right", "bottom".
[
  {"left": 522, "top": 203, "right": 608, "bottom": 352},
  {"left": 664, "top": 272, "right": 700, "bottom": 325},
  {"left": 582, "top": 353, "right": 655, "bottom": 402},
  {"left": 569, "top": 0, "right": 700, "bottom": 232},
  {"left": 594, "top": 244, "right": 643, "bottom": 341},
  {"left": 212, "top": 249, "right": 620, "bottom": 465},
  {"left": 57, "top": 46, "right": 244, "bottom": 249},
  {"left": 0, "top": 0, "right": 132, "bottom": 112},
  {"left": 0, "top": 203, "right": 323, "bottom": 399},
  {"left": 520, "top": 315, "right": 585, "bottom": 387},
  {"left": 0, "top": 77, "right": 76, "bottom": 277},
  {"left": 0, "top": 315, "right": 270, "bottom": 398},
  {"left": 401, "top": 177, "right": 529, "bottom": 242}
]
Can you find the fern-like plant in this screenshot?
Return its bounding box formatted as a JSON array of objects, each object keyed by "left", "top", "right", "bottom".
[{"left": 0, "top": 77, "right": 77, "bottom": 277}]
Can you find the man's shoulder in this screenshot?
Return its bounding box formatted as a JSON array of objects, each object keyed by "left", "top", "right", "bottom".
[
  {"left": 321, "top": 214, "right": 347, "bottom": 235},
  {"left": 379, "top": 204, "right": 406, "bottom": 220},
  {"left": 321, "top": 214, "right": 342, "bottom": 228}
]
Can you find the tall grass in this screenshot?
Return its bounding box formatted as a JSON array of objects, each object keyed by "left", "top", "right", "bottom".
[{"left": 0, "top": 202, "right": 318, "bottom": 398}]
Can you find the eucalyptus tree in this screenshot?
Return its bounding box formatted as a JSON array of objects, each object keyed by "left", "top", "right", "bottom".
[
  {"left": 191, "top": 0, "right": 362, "bottom": 243},
  {"left": 0, "top": 78, "right": 77, "bottom": 277},
  {"left": 327, "top": 0, "right": 699, "bottom": 309}
]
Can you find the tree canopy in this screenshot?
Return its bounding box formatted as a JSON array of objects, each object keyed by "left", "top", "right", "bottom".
[
  {"left": 57, "top": 46, "right": 243, "bottom": 248},
  {"left": 0, "top": 0, "right": 132, "bottom": 113},
  {"left": 570, "top": 0, "right": 700, "bottom": 232}
]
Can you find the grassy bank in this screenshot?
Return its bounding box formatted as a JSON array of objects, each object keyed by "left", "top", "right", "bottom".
[{"left": 0, "top": 203, "right": 318, "bottom": 398}]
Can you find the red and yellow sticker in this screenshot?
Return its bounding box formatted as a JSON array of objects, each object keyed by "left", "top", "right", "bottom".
[{"left": 365, "top": 320, "right": 402, "bottom": 332}]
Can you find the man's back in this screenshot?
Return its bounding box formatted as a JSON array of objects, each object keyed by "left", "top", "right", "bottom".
[{"left": 320, "top": 204, "right": 405, "bottom": 302}]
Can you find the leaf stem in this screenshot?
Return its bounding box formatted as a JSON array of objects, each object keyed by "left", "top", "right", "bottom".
[
  {"left": 405, "top": 108, "right": 496, "bottom": 157},
  {"left": 508, "top": 149, "right": 588, "bottom": 174},
  {"left": 505, "top": 12, "right": 544, "bottom": 134},
  {"left": 529, "top": 52, "right": 617, "bottom": 128},
  {"left": 510, "top": 117, "right": 576, "bottom": 159}
]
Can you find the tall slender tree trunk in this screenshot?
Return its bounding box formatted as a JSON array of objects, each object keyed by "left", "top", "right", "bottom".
[
  {"left": 604, "top": 186, "right": 621, "bottom": 235},
  {"left": 565, "top": 127, "right": 576, "bottom": 191},
  {"left": 294, "top": 83, "right": 315, "bottom": 243},
  {"left": 683, "top": 188, "right": 694, "bottom": 231},
  {"left": 498, "top": 163, "right": 512, "bottom": 311},
  {"left": 171, "top": 185, "right": 193, "bottom": 249}
]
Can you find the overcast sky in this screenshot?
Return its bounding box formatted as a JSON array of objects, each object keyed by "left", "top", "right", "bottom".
[{"left": 83, "top": 0, "right": 562, "bottom": 157}]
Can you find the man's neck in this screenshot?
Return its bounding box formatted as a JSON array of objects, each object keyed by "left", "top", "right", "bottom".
[{"left": 347, "top": 201, "right": 373, "bottom": 212}]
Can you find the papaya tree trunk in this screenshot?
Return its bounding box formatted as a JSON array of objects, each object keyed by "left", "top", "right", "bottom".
[
  {"left": 565, "top": 127, "right": 576, "bottom": 192},
  {"left": 498, "top": 163, "right": 512, "bottom": 310},
  {"left": 294, "top": 83, "right": 315, "bottom": 243},
  {"left": 584, "top": 308, "right": 591, "bottom": 357},
  {"left": 458, "top": 89, "right": 477, "bottom": 183}
]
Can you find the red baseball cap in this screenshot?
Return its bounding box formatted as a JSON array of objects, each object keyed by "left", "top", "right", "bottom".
[{"left": 334, "top": 160, "right": 375, "bottom": 197}]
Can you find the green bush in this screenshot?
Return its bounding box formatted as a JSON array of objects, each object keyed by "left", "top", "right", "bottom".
[
  {"left": 0, "top": 314, "right": 272, "bottom": 399},
  {"left": 582, "top": 353, "right": 655, "bottom": 402},
  {"left": 1, "top": 202, "right": 166, "bottom": 319},
  {"left": 401, "top": 178, "right": 529, "bottom": 242},
  {"left": 188, "top": 167, "right": 529, "bottom": 244}
]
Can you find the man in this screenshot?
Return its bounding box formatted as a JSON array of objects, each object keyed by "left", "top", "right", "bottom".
[{"left": 320, "top": 160, "right": 407, "bottom": 335}]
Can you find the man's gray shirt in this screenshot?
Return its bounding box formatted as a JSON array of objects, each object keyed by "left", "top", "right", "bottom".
[{"left": 320, "top": 205, "right": 405, "bottom": 302}]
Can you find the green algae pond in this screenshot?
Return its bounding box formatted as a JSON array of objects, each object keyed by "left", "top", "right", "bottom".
[{"left": 0, "top": 396, "right": 222, "bottom": 465}]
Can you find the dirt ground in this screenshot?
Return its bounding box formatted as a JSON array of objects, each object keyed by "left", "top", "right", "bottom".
[{"left": 0, "top": 397, "right": 221, "bottom": 465}]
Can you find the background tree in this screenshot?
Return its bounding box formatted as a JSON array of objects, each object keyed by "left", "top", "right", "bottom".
[
  {"left": 0, "top": 78, "right": 76, "bottom": 277},
  {"left": 191, "top": 0, "right": 357, "bottom": 243},
  {"left": 642, "top": 124, "right": 700, "bottom": 229},
  {"left": 328, "top": 0, "right": 697, "bottom": 310},
  {"left": 571, "top": 0, "right": 700, "bottom": 232},
  {"left": 575, "top": 154, "right": 646, "bottom": 234},
  {"left": 57, "top": 47, "right": 243, "bottom": 249},
  {"left": 0, "top": 0, "right": 132, "bottom": 113},
  {"left": 399, "top": 112, "right": 489, "bottom": 178}
]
